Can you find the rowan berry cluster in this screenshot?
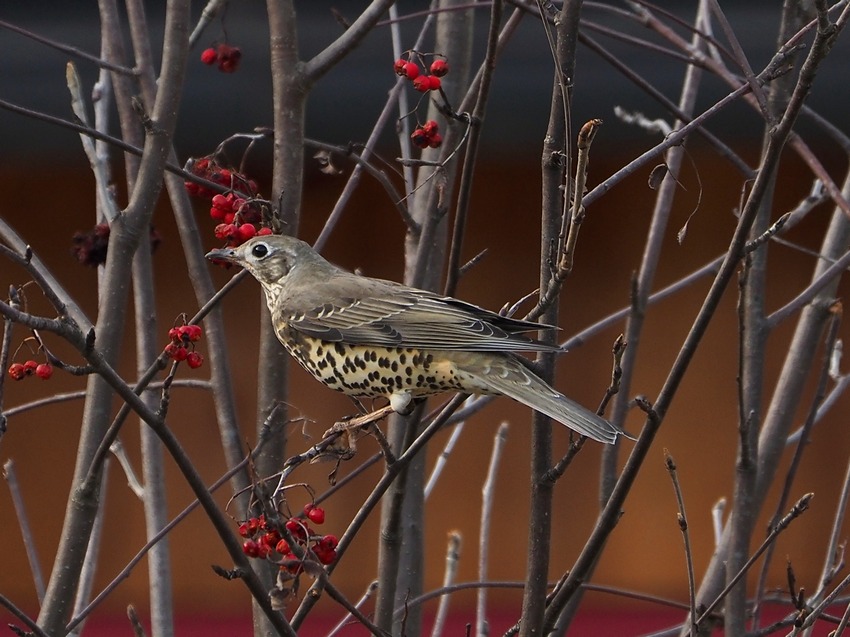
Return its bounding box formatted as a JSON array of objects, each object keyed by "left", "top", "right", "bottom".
[
  {"left": 8, "top": 360, "right": 52, "bottom": 381},
  {"left": 71, "top": 223, "right": 161, "bottom": 268},
  {"left": 184, "top": 156, "right": 273, "bottom": 249},
  {"left": 164, "top": 322, "right": 204, "bottom": 369},
  {"left": 394, "top": 52, "right": 450, "bottom": 150},
  {"left": 393, "top": 54, "right": 448, "bottom": 93},
  {"left": 200, "top": 43, "right": 242, "bottom": 73},
  {"left": 411, "top": 120, "right": 442, "bottom": 149},
  {"left": 184, "top": 157, "right": 258, "bottom": 200},
  {"left": 238, "top": 505, "right": 338, "bottom": 572},
  {"left": 211, "top": 192, "right": 272, "bottom": 248}
]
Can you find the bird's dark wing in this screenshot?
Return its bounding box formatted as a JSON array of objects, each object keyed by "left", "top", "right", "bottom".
[{"left": 283, "top": 275, "right": 560, "bottom": 352}]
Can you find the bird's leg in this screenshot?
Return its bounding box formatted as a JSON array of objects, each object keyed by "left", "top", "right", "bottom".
[
  {"left": 347, "top": 396, "right": 370, "bottom": 414},
  {"left": 366, "top": 421, "right": 396, "bottom": 465}
]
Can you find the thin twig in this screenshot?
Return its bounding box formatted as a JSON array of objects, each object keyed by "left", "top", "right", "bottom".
[
  {"left": 663, "top": 451, "right": 697, "bottom": 636},
  {"left": 327, "top": 581, "right": 380, "bottom": 637},
  {"left": 0, "top": 18, "right": 138, "bottom": 75},
  {"left": 432, "top": 532, "right": 462, "bottom": 637},
  {"left": 2, "top": 460, "right": 46, "bottom": 602},
  {"left": 424, "top": 419, "right": 467, "bottom": 499},
  {"left": 477, "top": 423, "right": 508, "bottom": 637}
]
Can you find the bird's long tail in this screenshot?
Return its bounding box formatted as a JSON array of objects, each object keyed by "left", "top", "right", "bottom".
[{"left": 453, "top": 353, "right": 623, "bottom": 444}]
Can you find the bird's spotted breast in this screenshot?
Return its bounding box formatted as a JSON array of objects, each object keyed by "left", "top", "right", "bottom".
[{"left": 276, "top": 325, "right": 467, "bottom": 398}]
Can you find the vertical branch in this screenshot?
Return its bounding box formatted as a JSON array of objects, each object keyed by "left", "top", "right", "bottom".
[
  {"left": 520, "top": 2, "right": 581, "bottom": 636},
  {"left": 252, "top": 4, "right": 306, "bottom": 632},
  {"left": 107, "top": 2, "right": 176, "bottom": 635},
  {"left": 432, "top": 532, "right": 462, "bottom": 637},
  {"left": 35, "top": 2, "right": 190, "bottom": 633},
  {"left": 124, "top": 0, "right": 249, "bottom": 494},
  {"left": 375, "top": 3, "right": 478, "bottom": 635},
  {"left": 725, "top": 1, "right": 813, "bottom": 630},
  {"left": 2, "top": 460, "right": 45, "bottom": 602},
  {"left": 477, "top": 422, "right": 508, "bottom": 637}
]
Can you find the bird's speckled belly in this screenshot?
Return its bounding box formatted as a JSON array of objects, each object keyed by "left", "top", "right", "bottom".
[{"left": 278, "top": 326, "right": 470, "bottom": 398}]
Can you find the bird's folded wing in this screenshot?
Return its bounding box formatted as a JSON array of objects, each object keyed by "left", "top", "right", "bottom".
[{"left": 284, "top": 286, "right": 561, "bottom": 352}]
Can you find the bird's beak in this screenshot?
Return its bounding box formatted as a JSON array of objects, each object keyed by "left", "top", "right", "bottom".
[{"left": 205, "top": 247, "right": 240, "bottom": 263}]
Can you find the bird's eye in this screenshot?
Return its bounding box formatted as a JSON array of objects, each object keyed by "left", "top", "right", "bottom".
[{"left": 251, "top": 243, "right": 269, "bottom": 259}]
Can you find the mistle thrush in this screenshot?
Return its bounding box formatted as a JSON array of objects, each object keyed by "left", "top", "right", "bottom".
[{"left": 207, "top": 235, "right": 623, "bottom": 443}]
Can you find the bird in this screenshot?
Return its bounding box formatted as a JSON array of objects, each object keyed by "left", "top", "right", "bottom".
[{"left": 206, "top": 235, "right": 624, "bottom": 444}]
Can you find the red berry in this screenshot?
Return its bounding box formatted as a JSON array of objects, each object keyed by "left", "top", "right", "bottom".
[
  {"left": 260, "top": 531, "right": 281, "bottom": 548},
  {"left": 214, "top": 223, "right": 236, "bottom": 240},
  {"left": 403, "top": 62, "right": 420, "bottom": 80},
  {"left": 411, "top": 128, "right": 430, "bottom": 149},
  {"left": 412, "top": 75, "right": 430, "bottom": 92},
  {"left": 218, "top": 168, "right": 232, "bottom": 182},
  {"left": 186, "top": 351, "right": 203, "bottom": 369},
  {"left": 168, "top": 327, "right": 181, "bottom": 341},
  {"left": 422, "top": 120, "right": 439, "bottom": 136},
  {"left": 275, "top": 539, "right": 291, "bottom": 555},
  {"left": 238, "top": 521, "right": 253, "bottom": 538},
  {"left": 305, "top": 505, "right": 325, "bottom": 525},
  {"left": 172, "top": 346, "right": 189, "bottom": 362},
  {"left": 286, "top": 518, "right": 309, "bottom": 541},
  {"left": 182, "top": 324, "right": 202, "bottom": 342},
  {"left": 430, "top": 59, "right": 449, "bottom": 77},
  {"left": 23, "top": 360, "right": 38, "bottom": 375},
  {"left": 216, "top": 44, "right": 242, "bottom": 73},
  {"left": 428, "top": 133, "right": 443, "bottom": 149},
  {"left": 237, "top": 224, "right": 257, "bottom": 242},
  {"left": 257, "top": 227, "right": 273, "bottom": 236},
  {"left": 36, "top": 363, "right": 53, "bottom": 380},
  {"left": 315, "top": 547, "right": 336, "bottom": 565},
  {"left": 8, "top": 363, "right": 25, "bottom": 381},
  {"left": 428, "top": 75, "right": 442, "bottom": 91},
  {"left": 318, "top": 534, "right": 338, "bottom": 549},
  {"left": 200, "top": 48, "right": 218, "bottom": 65},
  {"left": 242, "top": 540, "right": 260, "bottom": 558},
  {"left": 393, "top": 58, "right": 407, "bottom": 76}
]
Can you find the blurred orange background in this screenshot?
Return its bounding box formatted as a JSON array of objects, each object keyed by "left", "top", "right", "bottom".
[{"left": 2, "top": 144, "right": 849, "bottom": 630}]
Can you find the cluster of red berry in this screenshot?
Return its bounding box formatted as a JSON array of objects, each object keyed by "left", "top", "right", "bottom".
[
  {"left": 164, "top": 323, "right": 204, "bottom": 369},
  {"left": 211, "top": 192, "right": 272, "bottom": 247},
  {"left": 184, "top": 157, "right": 273, "bottom": 250},
  {"left": 184, "top": 157, "right": 258, "bottom": 200},
  {"left": 393, "top": 55, "right": 448, "bottom": 93},
  {"left": 239, "top": 505, "right": 338, "bottom": 571},
  {"left": 411, "top": 120, "right": 443, "bottom": 149},
  {"left": 71, "top": 223, "right": 161, "bottom": 268},
  {"left": 8, "top": 360, "right": 53, "bottom": 381},
  {"left": 394, "top": 53, "right": 449, "bottom": 150},
  {"left": 200, "top": 44, "right": 242, "bottom": 73}
]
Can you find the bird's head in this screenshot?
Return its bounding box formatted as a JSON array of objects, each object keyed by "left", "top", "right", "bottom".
[{"left": 206, "top": 235, "right": 319, "bottom": 288}]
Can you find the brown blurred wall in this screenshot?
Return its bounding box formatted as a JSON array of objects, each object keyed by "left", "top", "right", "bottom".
[{"left": 1, "top": 144, "right": 848, "bottom": 622}]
